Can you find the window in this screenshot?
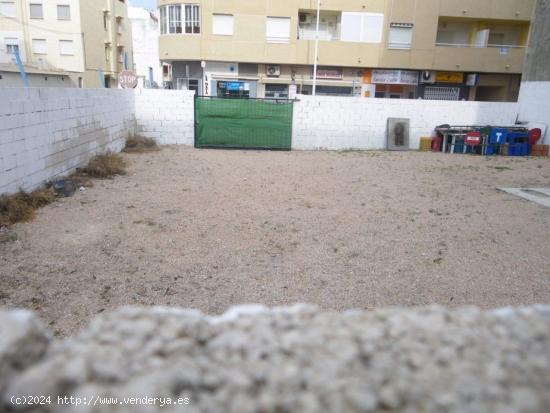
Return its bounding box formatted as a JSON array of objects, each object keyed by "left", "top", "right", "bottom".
[
  {"left": 0, "top": 1, "right": 16, "bottom": 18},
  {"left": 177, "top": 78, "right": 199, "bottom": 93},
  {"left": 159, "top": 5, "right": 200, "bottom": 34},
  {"left": 265, "top": 84, "right": 289, "bottom": 99},
  {"left": 184, "top": 5, "right": 200, "bottom": 34},
  {"left": 168, "top": 5, "right": 181, "bottom": 33},
  {"left": 59, "top": 40, "right": 74, "bottom": 55},
  {"left": 5, "top": 38, "right": 18, "bottom": 54},
  {"left": 32, "top": 38, "right": 47, "bottom": 54},
  {"left": 103, "top": 13, "right": 108, "bottom": 30},
  {"left": 266, "top": 17, "right": 290, "bottom": 43},
  {"left": 212, "top": 14, "right": 233, "bottom": 36},
  {"left": 105, "top": 46, "right": 110, "bottom": 61},
  {"left": 488, "top": 32, "right": 505, "bottom": 46},
  {"left": 388, "top": 23, "right": 413, "bottom": 49},
  {"left": 160, "top": 6, "right": 167, "bottom": 34},
  {"left": 316, "top": 86, "right": 353, "bottom": 96},
  {"left": 29, "top": 3, "right": 43, "bottom": 19},
  {"left": 341, "top": 12, "right": 384, "bottom": 43},
  {"left": 57, "top": 4, "right": 70, "bottom": 20}
]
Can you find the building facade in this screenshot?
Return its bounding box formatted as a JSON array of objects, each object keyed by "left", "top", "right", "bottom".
[
  {"left": 157, "top": 0, "right": 535, "bottom": 101},
  {"left": 128, "top": 6, "right": 161, "bottom": 88},
  {"left": 0, "top": 0, "right": 133, "bottom": 88},
  {"left": 79, "top": 0, "right": 134, "bottom": 88}
]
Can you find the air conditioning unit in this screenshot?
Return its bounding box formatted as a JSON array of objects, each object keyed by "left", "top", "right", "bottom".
[
  {"left": 266, "top": 64, "right": 281, "bottom": 77},
  {"left": 299, "top": 13, "right": 313, "bottom": 24},
  {"left": 420, "top": 70, "right": 436, "bottom": 84}
]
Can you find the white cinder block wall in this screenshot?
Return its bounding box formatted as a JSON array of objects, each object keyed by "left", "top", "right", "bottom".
[
  {"left": 292, "top": 96, "right": 520, "bottom": 150},
  {"left": 0, "top": 87, "right": 533, "bottom": 196},
  {"left": 517, "top": 82, "right": 550, "bottom": 144},
  {"left": 134, "top": 89, "right": 195, "bottom": 145},
  {"left": 0, "top": 88, "right": 135, "bottom": 195}
]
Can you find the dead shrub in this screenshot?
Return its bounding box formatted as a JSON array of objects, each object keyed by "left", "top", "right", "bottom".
[
  {"left": 0, "top": 188, "right": 56, "bottom": 226},
  {"left": 81, "top": 152, "right": 126, "bottom": 179},
  {"left": 123, "top": 136, "right": 159, "bottom": 154}
]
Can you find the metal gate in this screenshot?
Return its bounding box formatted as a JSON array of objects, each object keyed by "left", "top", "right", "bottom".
[{"left": 194, "top": 96, "right": 293, "bottom": 150}]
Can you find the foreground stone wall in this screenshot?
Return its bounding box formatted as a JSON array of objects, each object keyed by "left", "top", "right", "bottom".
[{"left": 1, "top": 305, "right": 549, "bottom": 413}]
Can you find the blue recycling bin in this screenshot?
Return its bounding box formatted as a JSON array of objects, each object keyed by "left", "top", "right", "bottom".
[
  {"left": 486, "top": 128, "right": 508, "bottom": 155},
  {"left": 507, "top": 132, "right": 529, "bottom": 156}
]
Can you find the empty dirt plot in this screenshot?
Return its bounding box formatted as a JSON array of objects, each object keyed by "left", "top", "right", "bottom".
[{"left": 1, "top": 147, "right": 549, "bottom": 335}]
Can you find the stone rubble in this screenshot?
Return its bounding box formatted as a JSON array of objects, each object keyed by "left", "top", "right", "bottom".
[{"left": 1, "top": 304, "right": 549, "bottom": 413}]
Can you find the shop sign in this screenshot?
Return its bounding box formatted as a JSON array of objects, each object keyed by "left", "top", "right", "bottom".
[
  {"left": 436, "top": 72, "right": 464, "bottom": 84},
  {"left": 316, "top": 67, "right": 343, "bottom": 80},
  {"left": 371, "top": 70, "right": 419, "bottom": 85},
  {"left": 204, "top": 74, "right": 209, "bottom": 95},
  {"left": 227, "top": 82, "right": 243, "bottom": 91}
]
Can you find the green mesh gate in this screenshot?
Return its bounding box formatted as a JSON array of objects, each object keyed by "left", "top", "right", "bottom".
[{"left": 194, "top": 97, "right": 293, "bottom": 150}]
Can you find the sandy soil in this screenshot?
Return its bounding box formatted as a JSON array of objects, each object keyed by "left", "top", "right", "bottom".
[{"left": 1, "top": 147, "right": 549, "bottom": 335}]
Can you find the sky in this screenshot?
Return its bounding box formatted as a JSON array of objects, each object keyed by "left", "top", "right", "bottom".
[{"left": 129, "top": 0, "right": 156, "bottom": 11}]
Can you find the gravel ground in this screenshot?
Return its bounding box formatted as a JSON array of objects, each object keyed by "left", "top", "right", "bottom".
[{"left": 1, "top": 147, "right": 549, "bottom": 335}]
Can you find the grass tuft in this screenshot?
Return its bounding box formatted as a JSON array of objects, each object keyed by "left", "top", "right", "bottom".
[
  {"left": 123, "top": 136, "right": 159, "bottom": 154},
  {"left": 0, "top": 188, "right": 56, "bottom": 226},
  {"left": 81, "top": 152, "right": 127, "bottom": 179}
]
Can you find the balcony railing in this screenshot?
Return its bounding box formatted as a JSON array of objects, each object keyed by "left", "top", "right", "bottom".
[
  {"left": 435, "top": 43, "right": 526, "bottom": 49},
  {"left": 298, "top": 26, "right": 340, "bottom": 41}
]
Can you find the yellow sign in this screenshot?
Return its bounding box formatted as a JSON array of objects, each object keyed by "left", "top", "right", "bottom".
[{"left": 436, "top": 72, "right": 464, "bottom": 84}]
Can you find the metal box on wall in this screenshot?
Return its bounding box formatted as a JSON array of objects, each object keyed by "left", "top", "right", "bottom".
[{"left": 387, "top": 118, "right": 410, "bottom": 151}]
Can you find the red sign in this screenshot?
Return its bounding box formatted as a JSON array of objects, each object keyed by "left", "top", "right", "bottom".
[
  {"left": 119, "top": 70, "right": 138, "bottom": 89},
  {"left": 465, "top": 131, "right": 481, "bottom": 146}
]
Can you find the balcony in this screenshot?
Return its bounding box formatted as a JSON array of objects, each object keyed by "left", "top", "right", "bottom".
[
  {"left": 298, "top": 10, "right": 340, "bottom": 41},
  {"left": 433, "top": 44, "right": 526, "bottom": 73},
  {"left": 436, "top": 17, "right": 529, "bottom": 48}
]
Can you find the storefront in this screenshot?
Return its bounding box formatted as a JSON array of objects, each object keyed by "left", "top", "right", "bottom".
[
  {"left": 216, "top": 81, "right": 251, "bottom": 98},
  {"left": 363, "top": 69, "right": 419, "bottom": 99},
  {"left": 265, "top": 84, "right": 289, "bottom": 99},
  {"left": 418, "top": 72, "right": 468, "bottom": 101}
]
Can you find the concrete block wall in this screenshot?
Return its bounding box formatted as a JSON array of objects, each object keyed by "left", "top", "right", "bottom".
[
  {"left": 134, "top": 89, "right": 195, "bottom": 145},
  {"left": 292, "top": 96, "right": 520, "bottom": 150},
  {"left": 517, "top": 82, "right": 550, "bottom": 144},
  {"left": 0, "top": 87, "right": 533, "bottom": 196},
  {"left": 0, "top": 88, "right": 135, "bottom": 195}
]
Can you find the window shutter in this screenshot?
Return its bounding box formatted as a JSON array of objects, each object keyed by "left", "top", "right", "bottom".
[
  {"left": 341, "top": 12, "right": 384, "bottom": 43},
  {"left": 59, "top": 40, "right": 74, "bottom": 55},
  {"left": 213, "top": 14, "right": 234, "bottom": 36},
  {"left": 266, "top": 17, "right": 290, "bottom": 43},
  {"left": 388, "top": 27, "right": 412, "bottom": 49}
]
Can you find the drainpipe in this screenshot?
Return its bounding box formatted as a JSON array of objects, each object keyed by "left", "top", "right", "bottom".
[{"left": 312, "top": 0, "right": 321, "bottom": 96}]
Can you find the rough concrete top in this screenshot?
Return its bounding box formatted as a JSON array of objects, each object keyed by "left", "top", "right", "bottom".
[{"left": 1, "top": 304, "right": 549, "bottom": 413}]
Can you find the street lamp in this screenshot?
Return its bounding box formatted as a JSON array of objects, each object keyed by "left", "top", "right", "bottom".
[{"left": 312, "top": 0, "right": 321, "bottom": 96}]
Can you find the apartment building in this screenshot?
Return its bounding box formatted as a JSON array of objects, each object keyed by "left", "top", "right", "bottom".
[
  {"left": 0, "top": 0, "right": 133, "bottom": 88},
  {"left": 157, "top": 0, "right": 535, "bottom": 101},
  {"left": 0, "top": 0, "right": 82, "bottom": 86},
  {"left": 129, "top": 6, "right": 161, "bottom": 88}
]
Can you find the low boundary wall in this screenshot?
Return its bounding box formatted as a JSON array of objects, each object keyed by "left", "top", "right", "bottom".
[
  {"left": 0, "top": 87, "right": 533, "bottom": 196},
  {"left": 134, "top": 89, "right": 195, "bottom": 145},
  {"left": 0, "top": 88, "right": 135, "bottom": 195},
  {"left": 292, "top": 96, "right": 519, "bottom": 150}
]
